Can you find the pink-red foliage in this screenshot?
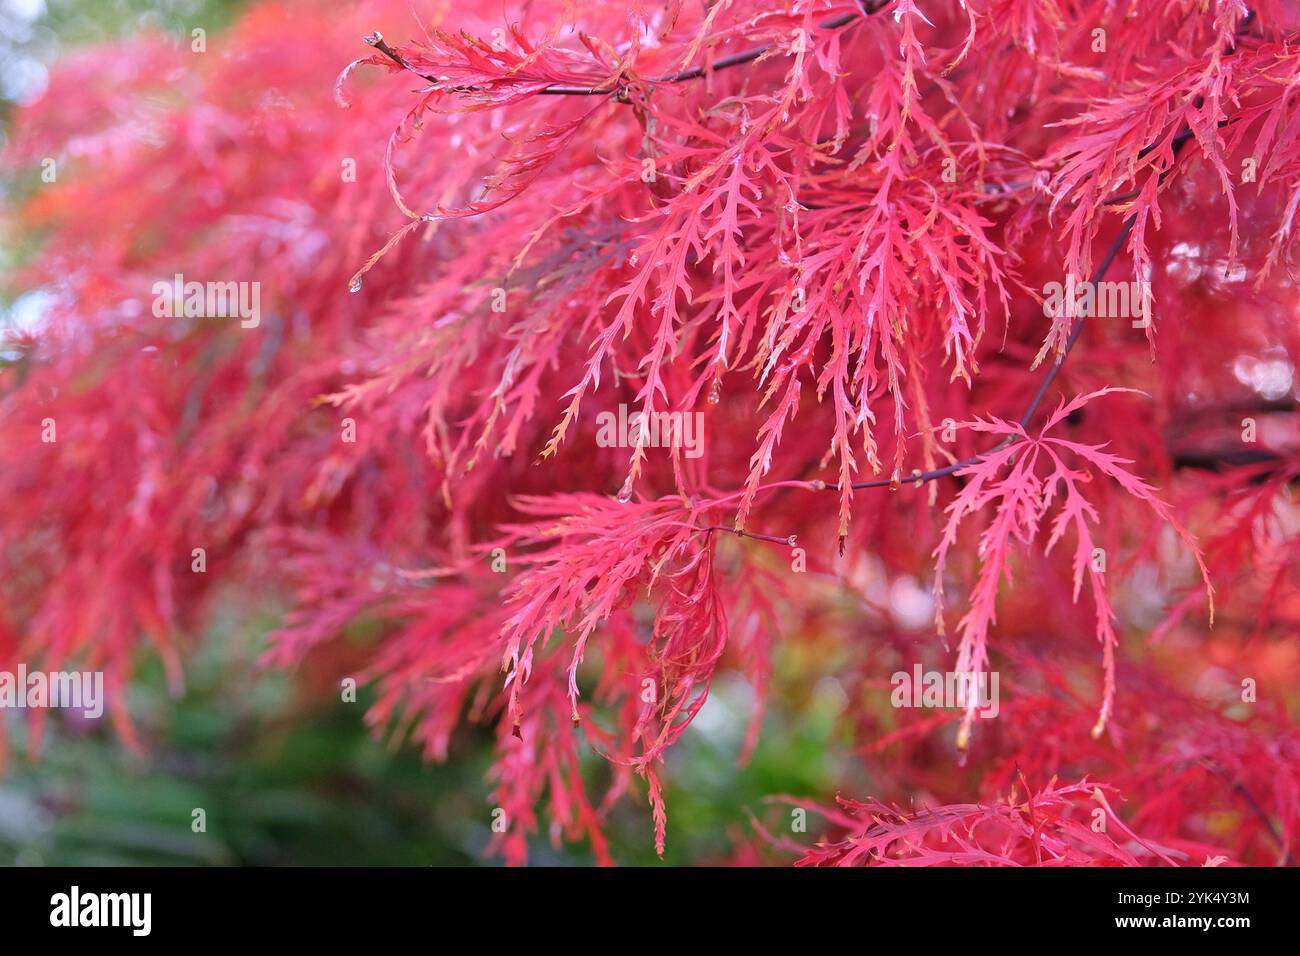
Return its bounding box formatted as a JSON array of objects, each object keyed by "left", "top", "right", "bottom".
[{"left": 3, "top": 0, "right": 1300, "bottom": 864}]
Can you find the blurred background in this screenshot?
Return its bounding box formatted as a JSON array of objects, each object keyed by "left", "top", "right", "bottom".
[{"left": 0, "top": 585, "right": 853, "bottom": 865}]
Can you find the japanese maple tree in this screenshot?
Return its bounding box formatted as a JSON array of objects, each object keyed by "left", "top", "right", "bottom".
[{"left": 2, "top": 0, "right": 1299, "bottom": 865}]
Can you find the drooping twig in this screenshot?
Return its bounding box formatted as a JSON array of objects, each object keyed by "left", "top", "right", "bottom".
[{"left": 702, "top": 525, "right": 797, "bottom": 547}]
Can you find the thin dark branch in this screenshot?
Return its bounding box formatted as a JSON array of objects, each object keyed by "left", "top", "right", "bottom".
[
  {"left": 829, "top": 208, "right": 1143, "bottom": 493},
  {"left": 702, "top": 525, "right": 796, "bottom": 547},
  {"left": 1204, "top": 760, "right": 1292, "bottom": 864},
  {"left": 365, "top": 3, "right": 886, "bottom": 98},
  {"left": 1013, "top": 215, "right": 1141, "bottom": 433},
  {"left": 364, "top": 32, "right": 425, "bottom": 78},
  {"left": 367, "top": 9, "right": 1258, "bottom": 508},
  {"left": 647, "top": 9, "right": 867, "bottom": 85},
  {"left": 821, "top": 13, "right": 1257, "bottom": 495}
]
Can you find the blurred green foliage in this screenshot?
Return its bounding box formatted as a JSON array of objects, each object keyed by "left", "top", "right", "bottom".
[
  {"left": 0, "top": 618, "right": 853, "bottom": 865},
  {"left": 1, "top": 613, "right": 489, "bottom": 865}
]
